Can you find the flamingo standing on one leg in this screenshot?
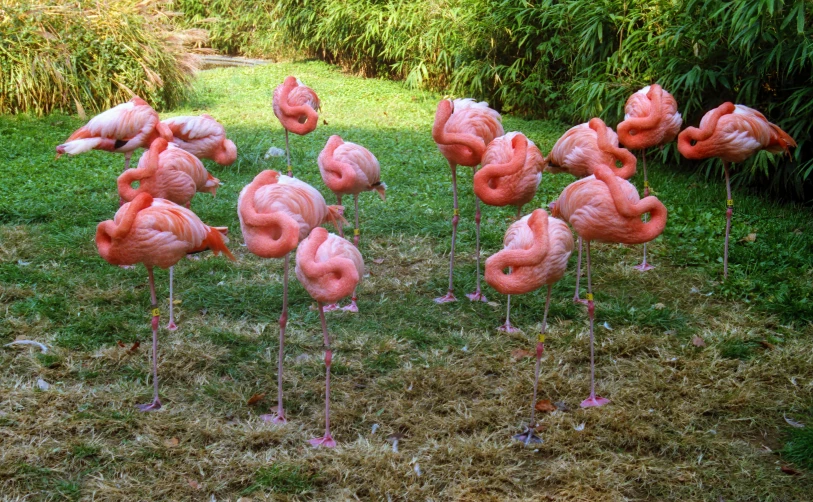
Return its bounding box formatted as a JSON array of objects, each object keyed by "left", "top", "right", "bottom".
[
  {"left": 677, "top": 103, "right": 796, "bottom": 278},
  {"left": 484, "top": 209, "right": 573, "bottom": 443},
  {"left": 56, "top": 97, "right": 172, "bottom": 171},
  {"left": 118, "top": 138, "right": 221, "bottom": 330},
  {"left": 273, "top": 76, "right": 320, "bottom": 177},
  {"left": 238, "top": 170, "right": 345, "bottom": 425},
  {"left": 432, "top": 98, "right": 504, "bottom": 303},
  {"left": 473, "top": 132, "right": 546, "bottom": 331},
  {"left": 318, "top": 135, "right": 386, "bottom": 312},
  {"left": 162, "top": 114, "right": 237, "bottom": 166},
  {"left": 95, "top": 193, "right": 234, "bottom": 411},
  {"left": 546, "top": 118, "right": 637, "bottom": 303},
  {"left": 295, "top": 227, "right": 364, "bottom": 448},
  {"left": 549, "top": 164, "right": 667, "bottom": 408},
  {"left": 617, "top": 84, "right": 682, "bottom": 271}
]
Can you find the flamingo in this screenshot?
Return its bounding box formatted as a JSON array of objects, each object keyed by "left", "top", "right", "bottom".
[
  {"left": 295, "top": 227, "right": 364, "bottom": 448},
  {"left": 484, "top": 209, "right": 573, "bottom": 443},
  {"left": 617, "top": 84, "right": 683, "bottom": 270},
  {"left": 95, "top": 193, "right": 235, "bottom": 411},
  {"left": 549, "top": 164, "right": 667, "bottom": 408},
  {"left": 237, "top": 170, "right": 345, "bottom": 425},
  {"left": 272, "top": 76, "right": 320, "bottom": 177},
  {"left": 473, "top": 132, "right": 547, "bottom": 332},
  {"left": 317, "top": 135, "right": 386, "bottom": 312},
  {"left": 677, "top": 103, "right": 796, "bottom": 278},
  {"left": 56, "top": 97, "right": 172, "bottom": 171},
  {"left": 162, "top": 114, "right": 237, "bottom": 165},
  {"left": 432, "top": 98, "right": 504, "bottom": 304},
  {"left": 118, "top": 138, "right": 221, "bottom": 330}
]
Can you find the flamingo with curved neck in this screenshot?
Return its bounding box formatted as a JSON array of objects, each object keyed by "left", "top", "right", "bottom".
[{"left": 272, "top": 76, "right": 320, "bottom": 177}]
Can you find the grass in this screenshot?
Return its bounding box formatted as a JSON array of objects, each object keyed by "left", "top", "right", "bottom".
[{"left": 1, "top": 60, "right": 813, "bottom": 500}]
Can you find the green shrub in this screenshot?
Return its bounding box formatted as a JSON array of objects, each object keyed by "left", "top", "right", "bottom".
[{"left": 0, "top": 0, "right": 196, "bottom": 115}]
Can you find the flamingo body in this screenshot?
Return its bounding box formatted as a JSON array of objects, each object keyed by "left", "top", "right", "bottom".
[
  {"left": 273, "top": 76, "right": 320, "bottom": 136},
  {"left": 546, "top": 118, "right": 636, "bottom": 179},
  {"left": 617, "top": 84, "right": 683, "bottom": 150},
  {"left": 318, "top": 135, "right": 386, "bottom": 199},
  {"left": 296, "top": 227, "right": 364, "bottom": 304},
  {"left": 432, "top": 98, "right": 504, "bottom": 167},
  {"left": 162, "top": 114, "right": 237, "bottom": 165},
  {"left": 474, "top": 132, "right": 545, "bottom": 208}
]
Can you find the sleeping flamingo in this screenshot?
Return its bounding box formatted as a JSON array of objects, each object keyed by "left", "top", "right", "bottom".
[
  {"left": 56, "top": 97, "right": 172, "bottom": 171},
  {"left": 546, "top": 118, "right": 637, "bottom": 303},
  {"left": 432, "top": 98, "right": 504, "bottom": 304},
  {"left": 473, "top": 132, "right": 546, "bottom": 331},
  {"left": 318, "top": 135, "right": 386, "bottom": 312},
  {"left": 162, "top": 114, "right": 237, "bottom": 165},
  {"left": 549, "top": 164, "right": 667, "bottom": 408},
  {"left": 295, "top": 227, "right": 364, "bottom": 448},
  {"left": 118, "top": 138, "right": 221, "bottom": 330},
  {"left": 677, "top": 103, "right": 796, "bottom": 278},
  {"left": 238, "top": 170, "right": 344, "bottom": 425},
  {"left": 617, "top": 84, "right": 682, "bottom": 270},
  {"left": 484, "top": 209, "right": 573, "bottom": 443},
  {"left": 273, "top": 76, "right": 320, "bottom": 177},
  {"left": 95, "top": 193, "right": 234, "bottom": 411}
]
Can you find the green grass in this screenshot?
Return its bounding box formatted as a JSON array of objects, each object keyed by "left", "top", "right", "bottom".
[{"left": 1, "top": 60, "right": 813, "bottom": 499}]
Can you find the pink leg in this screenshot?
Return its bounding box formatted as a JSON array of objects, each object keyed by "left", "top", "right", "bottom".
[
  {"left": 514, "top": 284, "right": 551, "bottom": 444},
  {"left": 723, "top": 162, "right": 733, "bottom": 279},
  {"left": 498, "top": 294, "right": 520, "bottom": 333},
  {"left": 581, "top": 241, "right": 609, "bottom": 408},
  {"left": 138, "top": 267, "right": 162, "bottom": 411},
  {"left": 634, "top": 150, "right": 655, "bottom": 271},
  {"left": 573, "top": 237, "right": 587, "bottom": 304},
  {"left": 166, "top": 266, "right": 178, "bottom": 331},
  {"left": 336, "top": 194, "right": 344, "bottom": 239},
  {"left": 342, "top": 195, "right": 360, "bottom": 312},
  {"left": 435, "top": 162, "right": 459, "bottom": 303},
  {"left": 285, "top": 129, "right": 292, "bottom": 178},
  {"left": 466, "top": 166, "right": 487, "bottom": 302},
  {"left": 263, "top": 253, "right": 290, "bottom": 425},
  {"left": 308, "top": 303, "right": 337, "bottom": 448},
  {"left": 119, "top": 152, "right": 133, "bottom": 206}
]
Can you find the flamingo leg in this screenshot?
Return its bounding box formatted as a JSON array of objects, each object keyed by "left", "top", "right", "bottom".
[
  {"left": 724, "top": 162, "right": 733, "bottom": 279},
  {"left": 263, "top": 253, "right": 290, "bottom": 425},
  {"left": 499, "top": 204, "right": 524, "bottom": 332},
  {"left": 514, "top": 284, "right": 551, "bottom": 444},
  {"left": 467, "top": 166, "right": 487, "bottom": 302},
  {"left": 573, "top": 237, "right": 587, "bottom": 304},
  {"left": 308, "top": 303, "right": 337, "bottom": 448},
  {"left": 137, "top": 266, "right": 162, "bottom": 411},
  {"left": 285, "top": 129, "right": 292, "bottom": 177},
  {"left": 634, "top": 150, "right": 655, "bottom": 271},
  {"left": 323, "top": 203, "right": 342, "bottom": 311},
  {"left": 342, "top": 195, "right": 360, "bottom": 313},
  {"left": 581, "top": 241, "right": 609, "bottom": 408},
  {"left": 435, "top": 162, "right": 459, "bottom": 303},
  {"left": 119, "top": 152, "right": 134, "bottom": 206},
  {"left": 166, "top": 266, "right": 178, "bottom": 331}
]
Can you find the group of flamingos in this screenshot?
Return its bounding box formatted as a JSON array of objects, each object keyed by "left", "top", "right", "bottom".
[{"left": 55, "top": 74, "right": 796, "bottom": 447}]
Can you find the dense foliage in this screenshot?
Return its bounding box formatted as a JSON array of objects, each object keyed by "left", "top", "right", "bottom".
[{"left": 0, "top": 0, "right": 197, "bottom": 115}]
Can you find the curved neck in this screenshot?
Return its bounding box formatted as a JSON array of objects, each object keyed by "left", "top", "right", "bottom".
[
  {"left": 279, "top": 77, "right": 318, "bottom": 130},
  {"left": 431, "top": 100, "right": 485, "bottom": 160},
  {"left": 677, "top": 102, "right": 736, "bottom": 156},
  {"left": 594, "top": 166, "right": 667, "bottom": 241},
  {"left": 319, "top": 136, "right": 357, "bottom": 193},
  {"left": 481, "top": 134, "right": 528, "bottom": 179},
  {"left": 591, "top": 118, "right": 637, "bottom": 179}
]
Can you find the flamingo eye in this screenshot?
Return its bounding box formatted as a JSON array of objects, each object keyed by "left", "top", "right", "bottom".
[{"left": 690, "top": 139, "right": 698, "bottom": 146}]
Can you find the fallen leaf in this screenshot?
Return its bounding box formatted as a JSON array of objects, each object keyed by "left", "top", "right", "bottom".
[
  {"left": 173, "top": 299, "right": 182, "bottom": 305},
  {"left": 486, "top": 301, "right": 499, "bottom": 307},
  {"left": 653, "top": 303, "right": 665, "bottom": 310},
  {"left": 372, "top": 258, "right": 384, "bottom": 264},
  {"left": 246, "top": 393, "right": 266, "bottom": 406},
  {"left": 117, "top": 340, "right": 127, "bottom": 348},
  {"left": 511, "top": 349, "right": 533, "bottom": 360},
  {"left": 692, "top": 336, "right": 706, "bottom": 347},
  {"left": 758, "top": 340, "right": 775, "bottom": 350},
  {"left": 602, "top": 321, "right": 613, "bottom": 331},
  {"left": 187, "top": 479, "right": 201, "bottom": 490},
  {"left": 534, "top": 400, "right": 557, "bottom": 413},
  {"left": 784, "top": 415, "right": 805, "bottom": 429},
  {"left": 780, "top": 465, "right": 801, "bottom": 475},
  {"left": 534, "top": 422, "right": 549, "bottom": 432},
  {"left": 574, "top": 422, "right": 585, "bottom": 431},
  {"left": 128, "top": 342, "right": 140, "bottom": 353},
  {"left": 164, "top": 437, "right": 180, "bottom": 448},
  {"left": 322, "top": 119, "right": 328, "bottom": 125},
  {"left": 36, "top": 378, "right": 50, "bottom": 390},
  {"left": 741, "top": 233, "right": 757, "bottom": 243}
]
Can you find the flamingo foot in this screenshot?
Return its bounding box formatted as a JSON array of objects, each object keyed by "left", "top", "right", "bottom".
[
  {"left": 466, "top": 290, "right": 488, "bottom": 303},
  {"left": 580, "top": 395, "right": 610, "bottom": 408},
  {"left": 166, "top": 321, "right": 178, "bottom": 331},
  {"left": 434, "top": 292, "right": 457, "bottom": 304},
  {"left": 633, "top": 262, "right": 655, "bottom": 272},
  {"left": 341, "top": 301, "right": 358, "bottom": 313},
  {"left": 260, "top": 412, "right": 288, "bottom": 425},
  {"left": 322, "top": 303, "right": 340, "bottom": 312},
  {"left": 308, "top": 435, "right": 337, "bottom": 448},
  {"left": 497, "top": 322, "right": 521, "bottom": 333},
  {"left": 573, "top": 296, "right": 588, "bottom": 305},
  {"left": 513, "top": 429, "right": 543, "bottom": 445},
  {"left": 136, "top": 398, "right": 162, "bottom": 412}
]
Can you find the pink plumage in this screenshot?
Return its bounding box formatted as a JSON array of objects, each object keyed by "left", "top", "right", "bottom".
[
  {"left": 296, "top": 227, "right": 364, "bottom": 305},
  {"left": 473, "top": 132, "right": 546, "bottom": 208},
  {"left": 617, "top": 84, "right": 682, "bottom": 150},
  {"left": 318, "top": 135, "right": 386, "bottom": 200},
  {"left": 273, "top": 76, "right": 320, "bottom": 136},
  {"left": 118, "top": 138, "right": 220, "bottom": 206},
  {"left": 432, "top": 98, "right": 504, "bottom": 167},
  {"left": 546, "top": 118, "right": 637, "bottom": 179},
  {"left": 162, "top": 114, "right": 237, "bottom": 165}
]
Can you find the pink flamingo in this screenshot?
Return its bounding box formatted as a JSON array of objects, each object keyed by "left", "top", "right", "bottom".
[
  {"left": 677, "top": 103, "right": 796, "bottom": 278},
  {"left": 118, "top": 138, "right": 221, "bottom": 330},
  {"left": 95, "top": 193, "right": 234, "bottom": 411},
  {"left": 238, "top": 170, "right": 345, "bottom": 425},
  {"left": 162, "top": 114, "right": 237, "bottom": 165},
  {"left": 549, "top": 164, "right": 667, "bottom": 408},
  {"left": 432, "top": 98, "right": 504, "bottom": 304},
  {"left": 318, "top": 135, "right": 386, "bottom": 312},
  {"left": 546, "top": 118, "right": 637, "bottom": 303},
  {"left": 617, "top": 84, "right": 683, "bottom": 271},
  {"left": 473, "top": 132, "right": 546, "bottom": 332},
  {"left": 295, "top": 227, "right": 364, "bottom": 448},
  {"left": 484, "top": 209, "right": 573, "bottom": 443},
  {"left": 273, "top": 76, "right": 320, "bottom": 177},
  {"left": 56, "top": 97, "right": 172, "bottom": 171}
]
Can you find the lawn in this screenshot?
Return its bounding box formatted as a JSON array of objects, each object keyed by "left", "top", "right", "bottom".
[{"left": 1, "top": 60, "right": 812, "bottom": 501}]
